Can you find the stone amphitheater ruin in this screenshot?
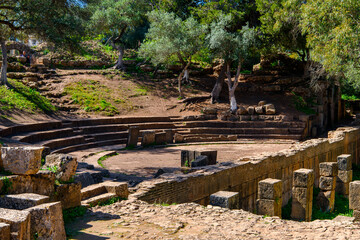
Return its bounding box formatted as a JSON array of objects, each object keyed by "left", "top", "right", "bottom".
[{"left": 1, "top": 101, "right": 360, "bottom": 239}]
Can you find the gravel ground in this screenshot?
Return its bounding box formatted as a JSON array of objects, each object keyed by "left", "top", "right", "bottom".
[{"left": 67, "top": 199, "right": 360, "bottom": 240}]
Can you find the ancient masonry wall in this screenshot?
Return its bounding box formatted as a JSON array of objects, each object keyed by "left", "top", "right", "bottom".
[{"left": 133, "top": 127, "right": 360, "bottom": 212}]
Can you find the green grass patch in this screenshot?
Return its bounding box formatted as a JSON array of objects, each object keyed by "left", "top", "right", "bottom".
[
  {"left": 129, "top": 85, "right": 148, "bottom": 98},
  {"left": 292, "top": 92, "right": 316, "bottom": 115},
  {"left": 96, "top": 196, "right": 126, "bottom": 207},
  {"left": 155, "top": 202, "right": 177, "bottom": 207},
  {"left": 0, "top": 79, "right": 56, "bottom": 113},
  {"left": 63, "top": 206, "right": 87, "bottom": 224},
  {"left": 64, "top": 79, "right": 119, "bottom": 116},
  {"left": 97, "top": 152, "right": 119, "bottom": 168}
]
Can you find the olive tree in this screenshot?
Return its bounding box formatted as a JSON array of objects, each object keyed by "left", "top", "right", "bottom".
[
  {"left": 207, "top": 15, "right": 256, "bottom": 112},
  {"left": 90, "top": 0, "right": 148, "bottom": 70},
  {"left": 139, "top": 10, "right": 206, "bottom": 97}
]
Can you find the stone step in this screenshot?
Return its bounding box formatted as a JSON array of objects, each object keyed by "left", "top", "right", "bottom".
[
  {"left": 81, "top": 184, "right": 107, "bottom": 200},
  {"left": 10, "top": 128, "right": 75, "bottom": 143},
  {"left": 38, "top": 135, "right": 86, "bottom": 150},
  {"left": 0, "top": 121, "right": 63, "bottom": 137},
  {"left": 0, "top": 208, "right": 30, "bottom": 239},
  {"left": 182, "top": 121, "right": 306, "bottom": 129},
  {"left": 70, "top": 116, "right": 173, "bottom": 127},
  {"left": 182, "top": 133, "right": 302, "bottom": 141},
  {"left": 81, "top": 192, "right": 117, "bottom": 207},
  {"left": 178, "top": 127, "right": 305, "bottom": 135},
  {"left": 85, "top": 131, "right": 128, "bottom": 141},
  {"left": 51, "top": 138, "right": 127, "bottom": 153},
  {"left": 0, "top": 193, "right": 49, "bottom": 210}
]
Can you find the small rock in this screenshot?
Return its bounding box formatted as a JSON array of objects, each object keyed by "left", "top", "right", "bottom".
[
  {"left": 247, "top": 106, "right": 255, "bottom": 115},
  {"left": 258, "top": 101, "right": 267, "bottom": 106},
  {"left": 255, "top": 106, "right": 263, "bottom": 114},
  {"left": 237, "top": 106, "right": 248, "bottom": 115}
]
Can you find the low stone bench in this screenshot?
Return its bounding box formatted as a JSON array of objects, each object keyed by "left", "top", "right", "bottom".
[{"left": 210, "top": 191, "right": 239, "bottom": 209}]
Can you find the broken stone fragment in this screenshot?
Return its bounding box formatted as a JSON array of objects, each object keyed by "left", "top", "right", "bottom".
[
  {"left": 1, "top": 146, "right": 44, "bottom": 175},
  {"left": 247, "top": 106, "right": 255, "bottom": 115},
  {"left": 44, "top": 154, "right": 78, "bottom": 182},
  {"left": 255, "top": 106, "right": 263, "bottom": 114},
  {"left": 258, "top": 100, "right": 267, "bottom": 106},
  {"left": 236, "top": 106, "right": 248, "bottom": 115}
]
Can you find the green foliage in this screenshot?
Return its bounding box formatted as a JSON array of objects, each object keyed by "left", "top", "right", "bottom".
[
  {"left": 0, "top": 79, "right": 56, "bottom": 113},
  {"left": 312, "top": 187, "right": 353, "bottom": 220},
  {"left": 292, "top": 92, "right": 316, "bottom": 115},
  {"left": 97, "top": 153, "right": 119, "bottom": 168},
  {"left": 64, "top": 80, "right": 119, "bottom": 116},
  {"left": 281, "top": 197, "right": 292, "bottom": 219},
  {"left": 63, "top": 206, "right": 87, "bottom": 223},
  {"left": 46, "top": 166, "right": 58, "bottom": 173},
  {"left": 342, "top": 94, "right": 360, "bottom": 101},
  {"left": 0, "top": 177, "right": 13, "bottom": 195},
  {"left": 352, "top": 164, "right": 360, "bottom": 181},
  {"left": 139, "top": 10, "right": 206, "bottom": 68},
  {"left": 97, "top": 197, "right": 126, "bottom": 207}
]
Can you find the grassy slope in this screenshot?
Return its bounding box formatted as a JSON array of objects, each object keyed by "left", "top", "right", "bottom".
[{"left": 0, "top": 79, "right": 56, "bottom": 115}]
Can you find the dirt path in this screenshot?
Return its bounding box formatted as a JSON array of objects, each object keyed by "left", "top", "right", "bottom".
[{"left": 66, "top": 200, "right": 360, "bottom": 240}]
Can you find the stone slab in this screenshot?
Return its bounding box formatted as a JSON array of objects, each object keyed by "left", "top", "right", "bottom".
[
  {"left": 258, "top": 178, "right": 282, "bottom": 200},
  {"left": 102, "top": 181, "right": 129, "bottom": 199},
  {"left": 181, "top": 150, "right": 195, "bottom": 167},
  {"left": 0, "top": 193, "right": 49, "bottom": 210},
  {"left": 191, "top": 155, "right": 209, "bottom": 168},
  {"left": 336, "top": 181, "right": 350, "bottom": 196},
  {"left": 256, "top": 199, "right": 282, "bottom": 217},
  {"left": 354, "top": 210, "right": 360, "bottom": 222},
  {"left": 319, "top": 176, "right": 336, "bottom": 191},
  {"left": 127, "top": 126, "right": 139, "bottom": 147},
  {"left": 293, "top": 169, "right": 314, "bottom": 188},
  {"left": 1, "top": 147, "right": 44, "bottom": 175},
  {"left": 44, "top": 154, "right": 78, "bottom": 182},
  {"left": 27, "top": 202, "right": 66, "bottom": 240},
  {"left": 349, "top": 181, "right": 360, "bottom": 210},
  {"left": 141, "top": 131, "right": 155, "bottom": 146},
  {"left": 210, "top": 191, "right": 239, "bottom": 209},
  {"left": 0, "top": 208, "right": 30, "bottom": 240},
  {"left": 155, "top": 132, "right": 167, "bottom": 145},
  {"left": 319, "top": 162, "right": 338, "bottom": 177},
  {"left": 316, "top": 190, "right": 335, "bottom": 212},
  {"left": 337, "top": 154, "right": 352, "bottom": 171},
  {"left": 337, "top": 170, "right": 353, "bottom": 183},
  {"left": 0, "top": 223, "right": 10, "bottom": 240},
  {"left": 197, "top": 150, "right": 217, "bottom": 165},
  {"left": 291, "top": 186, "right": 313, "bottom": 222}
]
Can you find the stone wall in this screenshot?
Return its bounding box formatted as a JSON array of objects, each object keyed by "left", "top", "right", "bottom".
[{"left": 133, "top": 127, "right": 360, "bottom": 212}]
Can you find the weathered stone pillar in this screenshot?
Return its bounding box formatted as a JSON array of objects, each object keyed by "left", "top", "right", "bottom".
[
  {"left": 291, "top": 169, "right": 314, "bottom": 221},
  {"left": 349, "top": 181, "right": 360, "bottom": 221},
  {"left": 256, "top": 178, "right": 282, "bottom": 217},
  {"left": 164, "top": 129, "right": 174, "bottom": 144},
  {"left": 210, "top": 191, "right": 239, "bottom": 209},
  {"left": 336, "top": 154, "right": 352, "bottom": 197},
  {"left": 127, "top": 126, "right": 139, "bottom": 147},
  {"left": 317, "top": 162, "right": 338, "bottom": 212},
  {"left": 141, "top": 131, "right": 155, "bottom": 147}
]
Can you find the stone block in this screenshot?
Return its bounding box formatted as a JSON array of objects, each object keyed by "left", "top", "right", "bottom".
[
  {"left": 181, "top": 150, "right": 195, "bottom": 167},
  {"left": 0, "top": 223, "right": 10, "bottom": 240},
  {"left": 0, "top": 193, "right": 49, "bottom": 210},
  {"left": 27, "top": 202, "right": 66, "bottom": 240},
  {"left": 74, "top": 172, "right": 95, "bottom": 188},
  {"left": 247, "top": 106, "right": 255, "bottom": 115},
  {"left": 164, "top": 129, "right": 173, "bottom": 144},
  {"left": 319, "top": 162, "right": 338, "bottom": 177},
  {"left": 316, "top": 190, "right": 335, "bottom": 212},
  {"left": 236, "top": 106, "right": 247, "bottom": 115},
  {"left": 353, "top": 210, "right": 360, "bottom": 221},
  {"left": 52, "top": 182, "right": 81, "bottom": 209},
  {"left": 203, "top": 107, "right": 217, "bottom": 115},
  {"left": 0, "top": 208, "right": 30, "bottom": 240},
  {"left": 174, "top": 133, "right": 184, "bottom": 143},
  {"left": 141, "top": 131, "right": 155, "bottom": 146},
  {"left": 155, "top": 132, "right": 167, "bottom": 145},
  {"left": 258, "top": 178, "right": 282, "bottom": 200},
  {"left": 336, "top": 181, "right": 350, "bottom": 196},
  {"left": 197, "top": 150, "right": 217, "bottom": 165},
  {"left": 210, "top": 191, "right": 239, "bottom": 209},
  {"left": 239, "top": 115, "right": 251, "bottom": 121},
  {"left": 255, "top": 106, "right": 263, "bottom": 114},
  {"left": 337, "top": 170, "right": 353, "bottom": 183},
  {"left": 191, "top": 155, "right": 208, "bottom": 168},
  {"left": 337, "top": 154, "right": 352, "bottom": 171},
  {"left": 256, "top": 199, "right": 282, "bottom": 217},
  {"left": 349, "top": 181, "right": 360, "bottom": 210},
  {"left": 291, "top": 186, "right": 313, "bottom": 221},
  {"left": 319, "top": 176, "right": 336, "bottom": 191},
  {"left": 1, "top": 146, "right": 44, "bottom": 175},
  {"left": 127, "top": 126, "right": 139, "bottom": 147},
  {"left": 264, "top": 104, "right": 276, "bottom": 115},
  {"left": 102, "top": 181, "right": 129, "bottom": 199},
  {"left": 44, "top": 154, "right": 78, "bottom": 182},
  {"left": 258, "top": 101, "right": 267, "bottom": 106},
  {"left": 293, "top": 169, "right": 314, "bottom": 188}
]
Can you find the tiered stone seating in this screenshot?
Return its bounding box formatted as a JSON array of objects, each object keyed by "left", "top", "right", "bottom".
[{"left": 0, "top": 115, "right": 307, "bottom": 154}]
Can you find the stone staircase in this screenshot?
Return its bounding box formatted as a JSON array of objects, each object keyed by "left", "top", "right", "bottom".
[
  {"left": 0, "top": 115, "right": 307, "bottom": 154},
  {"left": 81, "top": 181, "right": 129, "bottom": 207}
]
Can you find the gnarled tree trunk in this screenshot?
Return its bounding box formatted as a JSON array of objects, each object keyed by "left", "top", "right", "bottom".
[
  {"left": 113, "top": 45, "right": 125, "bottom": 70},
  {"left": 0, "top": 39, "right": 8, "bottom": 87},
  {"left": 177, "top": 60, "right": 191, "bottom": 97},
  {"left": 211, "top": 63, "right": 226, "bottom": 103},
  {"left": 225, "top": 62, "right": 242, "bottom": 113}
]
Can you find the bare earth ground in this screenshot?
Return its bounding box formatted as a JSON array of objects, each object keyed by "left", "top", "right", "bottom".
[
  {"left": 67, "top": 200, "right": 360, "bottom": 240},
  {"left": 95, "top": 142, "right": 295, "bottom": 177}
]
